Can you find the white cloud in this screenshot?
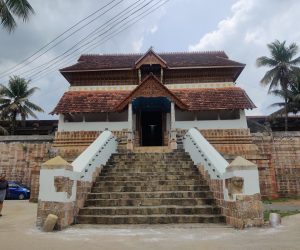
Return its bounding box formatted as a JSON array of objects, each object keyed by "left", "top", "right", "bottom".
[
  {"left": 132, "top": 37, "right": 144, "bottom": 53},
  {"left": 188, "top": 0, "right": 300, "bottom": 115},
  {"left": 150, "top": 25, "right": 158, "bottom": 34}
]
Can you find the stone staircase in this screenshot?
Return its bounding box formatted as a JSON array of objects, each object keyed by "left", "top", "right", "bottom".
[{"left": 77, "top": 149, "right": 225, "bottom": 224}]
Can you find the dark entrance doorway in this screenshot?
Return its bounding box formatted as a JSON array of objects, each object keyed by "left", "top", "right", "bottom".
[
  {"left": 140, "top": 111, "right": 162, "bottom": 146},
  {"left": 133, "top": 97, "right": 170, "bottom": 147}
]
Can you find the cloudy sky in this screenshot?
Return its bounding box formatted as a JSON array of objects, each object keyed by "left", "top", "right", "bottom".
[{"left": 0, "top": 0, "right": 300, "bottom": 119}]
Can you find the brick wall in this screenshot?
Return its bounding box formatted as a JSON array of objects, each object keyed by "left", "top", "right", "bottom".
[
  {"left": 252, "top": 132, "right": 300, "bottom": 197},
  {"left": 1, "top": 130, "right": 300, "bottom": 204},
  {"left": 0, "top": 139, "right": 53, "bottom": 201}
]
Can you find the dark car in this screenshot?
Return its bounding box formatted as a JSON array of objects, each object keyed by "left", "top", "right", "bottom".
[{"left": 6, "top": 181, "right": 30, "bottom": 200}]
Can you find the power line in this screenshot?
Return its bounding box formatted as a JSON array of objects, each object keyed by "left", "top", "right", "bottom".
[
  {"left": 28, "top": 0, "right": 163, "bottom": 80},
  {"left": 0, "top": 0, "right": 123, "bottom": 79},
  {"left": 30, "top": 0, "right": 169, "bottom": 82},
  {"left": 20, "top": 0, "right": 146, "bottom": 78}
]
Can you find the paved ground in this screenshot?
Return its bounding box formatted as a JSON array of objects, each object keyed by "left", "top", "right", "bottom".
[{"left": 1, "top": 200, "right": 300, "bottom": 250}]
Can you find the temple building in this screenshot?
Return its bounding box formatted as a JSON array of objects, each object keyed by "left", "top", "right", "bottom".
[
  {"left": 36, "top": 48, "right": 266, "bottom": 228},
  {"left": 51, "top": 48, "right": 255, "bottom": 148}
]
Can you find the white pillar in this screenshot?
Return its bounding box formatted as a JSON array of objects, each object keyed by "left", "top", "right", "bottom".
[
  {"left": 127, "top": 102, "right": 134, "bottom": 150},
  {"left": 171, "top": 102, "right": 175, "bottom": 130},
  {"left": 128, "top": 102, "right": 133, "bottom": 131},
  {"left": 170, "top": 102, "right": 177, "bottom": 149},
  {"left": 138, "top": 69, "right": 141, "bottom": 84}
]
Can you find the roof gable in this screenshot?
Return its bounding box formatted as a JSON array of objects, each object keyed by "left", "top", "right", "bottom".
[
  {"left": 135, "top": 48, "right": 167, "bottom": 68},
  {"left": 115, "top": 74, "right": 187, "bottom": 111}
]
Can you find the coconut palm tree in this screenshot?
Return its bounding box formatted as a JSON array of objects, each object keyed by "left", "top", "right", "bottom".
[
  {"left": 0, "top": 0, "right": 34, "bottom": 33},
  {"left": 257, "top": 40, "right": 300, "bottom": 131},
  {"left": 0, "top": 76, "right": 44, "bottom": 134},
  {"left": 269, "top": 77, "right": 300, "bottom": 117}
]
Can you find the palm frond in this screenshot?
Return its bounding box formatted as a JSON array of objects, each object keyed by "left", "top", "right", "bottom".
[
  {"left": 24, "top": 100, "right": 44, "bottom": 112},
  {"left": 260, "top": 67, "right": 280, "bottom": 86},
  {"left": 0, "top": 0, "right": 16, "bottom": 32},
  {"left": 288, "top": 43, "right": 299, "bottom": 59},
  {"left": 289, "top": 56, "right": 300, "bottom": 65},
  {"left": 24, "top": 86, "right": 39, "bottom": 97},
  {"left": 269, "top": 102, "right": 285, "bottom": 108},
  {"left": 5, "top": 0, "right": 34, "bottom": 21},
  {"left": 256, "top": 56, "right": 277, "bottom": 67},
  {"left": 0, "top": 83, "right": 15, "bottom": 98}
]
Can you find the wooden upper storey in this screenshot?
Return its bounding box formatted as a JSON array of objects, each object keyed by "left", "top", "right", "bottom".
[{"left": 60, "top": 49, "right": 245, "bottom": 86}]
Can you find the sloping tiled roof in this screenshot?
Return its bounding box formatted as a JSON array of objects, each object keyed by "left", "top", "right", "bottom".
[
  {"left": 51, "top": 87, "right": 255, "bottom": 114},
  {"left": 50, "top": 90, "right": 130, "bottom": 114},
  {"left": 173, "top": 87, "right": 256, "bottom": 110},
  {"left": 60, "top": 51, "right": 245, "bottom": 71}
]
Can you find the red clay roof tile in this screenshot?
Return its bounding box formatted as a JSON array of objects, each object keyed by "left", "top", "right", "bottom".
[
  {"left": 60, "top": 51, "right": 244, "bottom": 71},
  {"left": 51, "top": 87, "right": 255, "bottom": 114}
]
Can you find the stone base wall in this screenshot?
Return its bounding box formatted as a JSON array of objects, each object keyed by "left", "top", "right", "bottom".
[
  {"left": 36, "top": 164, "right": 102, "bottom": 230},
  {"left": 1, "top": 129, "right": 300, "bottom": 206},
  {"left": 53, "top": 130, "right": 127, "bottom": 161},
  {"left": 37, "top": 201, "right": 75, "bottom": 230},
  {"left": 197, "top": 165, "right": 264, "bottom": 229},
  {"left": 252, "top": 132, "right": 300, "bottom": 197},
  {"left": 0, "top": 141, "right": 53, "bottom": 201}
]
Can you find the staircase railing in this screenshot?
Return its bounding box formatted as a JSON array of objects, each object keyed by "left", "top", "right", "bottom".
[
  {"left": 72, "top": 130, "right": 117, "bottom": 181},
  {"left": 39, "top": 130, "right": 117, "bottom": 203},
  {"left": 183, "top": 128, "right": 260, "bottom": 201}
]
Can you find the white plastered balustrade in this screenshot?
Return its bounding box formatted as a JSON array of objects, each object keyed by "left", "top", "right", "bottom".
[
  {"left": 183, "top": 128, "right": 260, "bottom": 201},
  {"left": 39, "top": 131, "right": 118, "bottom": 202}
]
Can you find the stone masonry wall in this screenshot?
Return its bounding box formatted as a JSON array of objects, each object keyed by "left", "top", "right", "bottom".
[
  {"left": 197, "top": 164, "right": 264, "bottom": 229},
  {"left": 252, "top": 132, "right": 300, "bottom": 197},
  {"left": 1, "top": 130, "right": 300, "bottom": 204},
  {"left": 0, "top": 137, "right": 53, "bottom": 201}
]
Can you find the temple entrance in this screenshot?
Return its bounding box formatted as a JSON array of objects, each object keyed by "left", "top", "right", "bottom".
[
  {"left": 140, "top": 111, "right": 163, "bottom": 146},
  {"left": 133, "top": 97, "right": 170, "bottom": 147}
]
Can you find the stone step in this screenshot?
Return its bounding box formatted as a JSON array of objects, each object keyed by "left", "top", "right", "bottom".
[
  {"left": 79, "top": 205, "right": 220, "bottom": 216},
  {"left": 85, "top": 197, "right": 214, "bottom": 206},
  {"left": 101, "top": 168, "right": 198, "bottom": 174},
  {"left": 77, "top": 214, "right": 225, "bottom": 224},
  {"left": 105, "top": 162, "right": 194, "bottom": 167},
  {"left": 104, "top": 166, "right": 196, "bottom": 171},
  {"left": 77, "top": 149, "right": 223, "bottom": 225},
  {"left": 108, "top": 157, "right": 191, "bottom": 162},
  {"left": 99, "top": 171, "right": 199, "bottom": 177},
  {"left": 92, "top": 185, "right": 210, "bottom": 193},
  {"left": 87, "top": 191, "right": 213, "bottom": 199},
  {"left": 111, "top": 152, "right": 189, "bottom": 156},
  {"left": 94, "top": 180, "right": 207, "bottom": 187},
  {"left": 108, "top": 156, "right": 192, "bottom": 160},
  {"left": 96, "top": 174, "right": 202, "bottom": 182}
]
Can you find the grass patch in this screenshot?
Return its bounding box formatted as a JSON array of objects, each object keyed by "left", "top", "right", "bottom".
[
  {"left": 264, "top": 210, "right": 300, "bottom": 221},
  {"left": 263, "top": 197, "right": 300, "bottom": 204}
]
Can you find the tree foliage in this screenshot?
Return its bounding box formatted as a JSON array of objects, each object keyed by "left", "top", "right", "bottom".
[
  {"left": 257, "top": 40, "right": 300, "bottom": 130},
  {"left": 0, "top": 0, "right": 34, "bottom": 33},
  {"left": 0, "top": 76, "right": 44, "bottom": 134}
]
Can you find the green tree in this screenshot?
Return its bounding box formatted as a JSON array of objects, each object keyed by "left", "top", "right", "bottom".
[
  {"left": 0, "top": 76, "right": 44, "bottom": 134},
  {"left": 256, "top": 40, "right": 300, "bottom": 131},
  {"left": 269, "top": 76, "right": 300, "bottom": 117},
  {"left": 0, "top": 0, "right": 34, "bottom": 33}
]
